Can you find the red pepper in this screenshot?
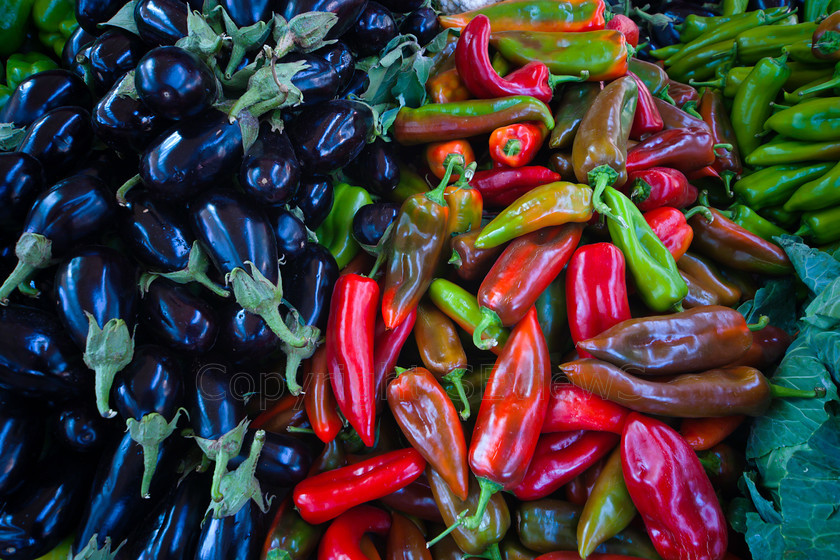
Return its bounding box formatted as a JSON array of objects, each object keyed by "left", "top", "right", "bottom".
[
  {"left": 698, "top": 88, "right": 742, "bottom": 182},
  {"left": 469, "top": 166, "right": 561, "bottom": 208},
  {"left": 644, "top": 206, "right": 710, "bottom": 261},
  {"left": 628, "top": 167, "right": 695, "bottom": 211},
  {"left": 628, "top": 72, "right": 663, "bottom": 139},
  {"left": 666, "top": 80, "right": 699, "bottom": 106},
  {"left": 489, "top": 122, "right": 548, "bottom": 168},
  {"left": 373, "top": 307, "right": 417, "bottom": 410},
  {"left": 294, "top": 448, "right": 426, "bottom": 524},
  {"left": 654, "top": 97, "right": 708, "bottom": 130},
  {"left": 379, "top": 471, "right": 444, "bottom": 523},
  {"left": 621, "top": 413, "right": 728, "bottom": 560},
  {"left": 251, "top": 393, "right": 307, "bottom": 433},
  {"left": 386, "top": 512, "right": 433, "bottom": 560},
  {"left": 626, "top": 126, "right": 716, "bottom": 174},
  {"left": 606, "top": 13, "right": 639, "bottom": 47},
  {"left": 327, "top": 273, "right": 379, "bottom": 447},
  {"left": 565, "top": 458, "right": 606, "bottom": 506},
  {"left": 317, "top": 505, "right": 391, "bottom": 560},
  {"left": 565, "top": 243, "right": 631, "bottom": 359},
  {"left": 542, "top": 383, "right": 630, "bottom": 434},
  {"left": 512, "top": 430, "right": 619, "bottom": 500},
  {"left": 466, "top": 307, "right": 550, "bottom": 528},
  {"left": 427, "top": 140, "right": 475, "bottom": 182},
  {"left": 686, "top": 165, "right": 721, "bottom": 182},
  {"left": 680, "top": 416, "right": 745, "bottom": 451},
  {"left": 455, "top": 15, "right": 583, "bottom": 105},
  {"left": 304, "top": 346, "right": 342, "bottom": 443},
  {"left": 726, "top": 324, "right": 791, "bottom": 369}
]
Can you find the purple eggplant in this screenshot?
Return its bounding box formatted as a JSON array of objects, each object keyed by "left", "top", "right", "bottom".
[
  {"left": 239, "top": 124, "right": 301, "bottom": 206},
  {"left": 141, "top": 278, "right": 219, "bottom": 355},
  {"left": 279, "top": 0, "right": 369, "bottom": 39},
  {"left": 134, "top": 46, "right": 218, "bottom": 120},
  {"left": 86, "top": 29, "right": 148, "bottom": 94},
  {"left": 52, "top": 400, "right": 116, "bottom": 453},
  {"left": 291, "top": 175, "right": 334, "bottom": 230},
  {"left": 343, "top": 1, "right": 398, "bottom": 56},
  {"left": 0, "top": 70, "right": 92, "bottom": 127},
  {"left": 92, "top": 77, "right": 169, "bottom": 155},
  {"left": 134, "top": 0, "right": 188, "bottom": 47},
  {"left": 17, "top": 106, "right": 95, "bottom": 182},
  {"left": 0, "top": 403, "right": 44, "bottom": 496},
  {"left": 0, "top": 152, "right": 45, "bottom": 233}
]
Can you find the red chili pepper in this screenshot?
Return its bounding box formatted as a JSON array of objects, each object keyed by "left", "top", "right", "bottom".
[
  {"left": 386, "top": 512, "right": 433, "bottom": 560},
  {"left": 565, "top": 243, "right": 631, "bottom": 359},
  {"left": 726, "top": 324, "right": 791, "bottom": 369},
  {"left": 542, "top": 383, "right": 630, "bottom": 434},
  {"left": 251, "top": 393, "right": 306, "bottom": 433},
  {"left": 326, "top": 273, "right": 379, "bottom": 447},
  {"left": 628, "top": 167, "right": 695, "bottom": 212},
  {"left": 512, "top": 430, "right": 619, "bottom": 500},
  {"left": 698, "top": 88, "right": 742, "bottom": 182},
  {"left": 469, "top": 166, "right": 561, "bottom": 208},
  {"left": 644, "top": 206, "right": 710, "bottom": 261},
  {"left": 686, "top": 165, "right": 721, "bottom": 182},
  {"left": 626, "top": 126, "right": 717, "bottom": 174},
  {"left": 489, "top": 122, "right": 548, "bottom": 168},
  {"left": 628, "top": 72, "right": 663, "bottom": 139},
  {"left": 680, "top": 416, "right": 745, "bottom": 451},
  {"left": 294, "top": 448, "right": 426, "bottom": 525},
  {"left": 304, "top": 346, "right": 342, "bottom": 443},
  {"left": 606, "top": 13, "right": 639, "bottom": 47},
  {"left": 427, "top": 140, "right": 475, "bottom": 182},
  {"left": 566, "top": 458, "right": 606, "bottom": 506},
  {"left": 379, "top": 471, "right": 444, "bottom": 523},
  {"left": 466, "top": 307, "right": 550, "bottom": 528},
  {"left": 317, "top": 505, "right": 391, "bottom": 560},
  {"left": 666, "top": 80, "right": 699, "bottom": 106},
  {"left": 373, "top": 307, "right": 417, "bottom": 410},
  {"left": 621, "top": 413, "right": 728, "bottom": 560},
  {"left": 654, "top": 97, "right": 708, "bottom": 130},
  {"left": 455, "top": 15, "right": 583, "bottom": 105}
]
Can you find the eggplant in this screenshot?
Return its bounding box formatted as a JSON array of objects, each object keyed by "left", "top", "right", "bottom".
[
  {"left": 187, "top": 360, "right": 246, "bottom": 441},
  {"left": 0, "top": 407, "right": 44, "bottom": 496},
  {"left": 92, "top": 78, "right": 169, "bottom": 154},
  {"left": 339, "top": 68, "right": 369, "bottom": 98},
  {"left": 52, "top": 400, "right": 115, "bottom": 453},
  {"left": 87, "top": 29, "right": 148, "bottom": 94},
  {"left": 137, "top": 109, "right": 243, "bottom": 201},
  {"left": 400, "top": 7, "right": 440, "bottom": 46},
  {"left": 0, "top": 174, "right": 114, "bottom": 304},
  {"left": 292, "top": 175, "right": 333, "bottom": 230},
  {"left": 213, "top": 303, "right": 281, "bottom": 365},
  {"left": 287, "top": 99, "right": 374, "bottom": 173},
  {"left": 193, "top": 500, "right": 266, "bottom": 560},
  {"left": 0, "top": 153, "right": 45, "bottom": 233},
  {"left": 640, "top": 2, "right": 717, "bottom": 47},
  {"left": 219, "top": 0, "right": 274, "bottom": 27},
  {"left": 279, "top": 0, "right": 369, "bottom": 39},
  {"left": 270, "top": 208, "right": 309, "bottom": 263},
  {"left": 121, "top": 193, "right": 193, "bottom": 273},
  {"left": 281, "top": 52, "right": 340, "bottom": 107},
  {"left": 345, "top": 137, "right": 400, "bottom": 196},
  {"left": 343, "top": 1, "right": 398, "bottom": 56},
  {"left": 135, "top": 46, "right": 218, "bottom": 120},
  {"left": 228, "top": 430, "right": 312, "bottom": 490},
  {"left": 17, "top": 106, "right": 95, "bottom": 181},
  {"left": 376, "top": 0, "right": 424, "bottom": 12},
  {"left": 239, "top": 124, "right": 301, "bottom": 206},
  {"left": 315, "top": 41, "right": 355, "bottom": 91},
  {"left": 351, "top": 201, "right": 399, "bottom": 246},
  {"left": 61, "top": 27, "right": 96, "bottom": 68},
  {"left": 0, "top": 452, "right": 95, "bottom": 560},
  {"left": 134, "top": 0, "right": 189, "bottom": 47},
  {"left": 76, "top": 0, "right": 125, "bottom": 34},
  {"left": 141, "top": 278, "right": 219, "bottom": 355},
  {"left": 54, "top": 246, "right": 139, "bottom": 418},
  {"left": 0, "top": 70, "right": 92, "bottom": 127},
  {"left": 282, "top": 242, "right": 338, "bottom": 332}
]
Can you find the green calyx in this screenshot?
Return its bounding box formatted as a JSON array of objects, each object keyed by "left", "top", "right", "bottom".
[
  {"left": 547, "top": 70, "right": 589, "bottom": 90},
  {"left": 221, "top": 9, "right": 272, "bottom": 79},
  {"left": 503, "top": 138, "right": 522, "bottom": 157},
  {"left": 449, "top": 249, "right": 463, "bottom": 268},
  {"left": 0, "top": 233, "right": 53, "bottom": 304},
  {"left": 815, "top": 30, "right": 840, "bottom": 56},
  {"left": 71, "top": 534, "right": 124, "bottom": 560},
  {"left": 84, "top": 313, "right": 135, "bottom": 419},
  {"left": 443, "top": 368, "right": 471, "bottom": 420},
  {"left": 472, "top": 307, "right": 502, "bottom": 351},
  {"left": 588, "top": 166, "right": 628, "bottom": 229},
  {"left": 206, "top": 429, "right": 272, "bottom": 519},
  {"left": 426, "top": 153, "right": 464, "bottom": 206},
  {"left": 683, "top": 205, "right": 714, "bottom": 222},
  {"left": 630, "top": 179, "right": 652, "bottom": 204},
  {"left": 127, "top": 409, "right": 188, "bottom": 498},
  {"left": 193, "top": 418, "right": 250, "bottom": 503},
  {"left": 747, "top": 315, "right": 770, "bottom": 331},
  {"left": 464, "top": 478, "right": 504, "bottom": 530},
  {"left": 227, "top": 57, "right": 307, "bottom": 120},
  {"left": 157, "top": 241, "right": 230, "bottom": 297},
  {"left": 280, "top": 315, "right": 321, "bottom": 396}
]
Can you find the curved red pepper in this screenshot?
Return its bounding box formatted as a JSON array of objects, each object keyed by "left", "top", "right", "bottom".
[
  {"left": 317, "top": 505, "right": 391, "bottom": 560},
  {"left": 566, "top": 243, "right": 631, "bottom": 359},
  {"left": 626, "top": 126, "right": 716, "bottom": 174},
  {"left": 379, "top": 472, "right": 444, "bottom": 523},
  {"left": 644, "top": 206, "right": 709, "bottom": 261},
  {"left": 628, "top": 167, "right": 695, "bottom": 212},
  {"left": 621, "top": 413, "right": 727, "bottom": 560},
  {"left": 294, "top": 448, "right": 426, "bottom": 525},
  {"left": 327, "top": 273, "right": 379, "bottom": 447},
  {"left": 687, "top": 165, "right": 721, "bottom": 182},
  {"left": 489, "top": 122, "right": 548, "bottom": 168},
  {"left": 680, "top": 416, "right": 745, "bottom": 451},
  {"left": 542, "top": 383, "right": 630, "bottom": 434},
  {"left": 373, "top": 307, "right": 417, "bottom": 410},
  {"left": 726, "top": 324, "right": 791, "bottom": 369},
  {"left": 628, "top": 72, "right": 663, "bottom": 139},
  {"left": 469, "top": 166, "right": 561, "bottom": 208},
  {"left": 511, "top": 431, "right": 619, "bottom": 500},
  {"left": 304, "top": 347, "right": 342, "bottom": 443},
  {"left": 666, "top": 80, "right": 700, "bottom": 107}
]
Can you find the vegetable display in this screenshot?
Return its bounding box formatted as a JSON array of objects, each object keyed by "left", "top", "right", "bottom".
[{"left": 0, "top": 1, "right": 839, "bottom": 560}]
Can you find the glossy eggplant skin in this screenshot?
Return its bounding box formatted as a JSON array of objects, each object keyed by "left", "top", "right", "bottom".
[
  {"left": 187, "top": 361, "right": 246, "bottom": 439},
  {"left": 141, "top": 279, "right": 219, "bottom": 355},
  {"left": 189, "top": 189, "right": 279, "bottom": 283},
  {"left": 0, "top": 153, "right": 45, "bottom": 233},
  {"left": 315, "top": 41, "right": 355, "bottom": 91},
  {"left": 0, "top": 408, "right": 44, "bottom": 496},
  {"left": 400, "top": 7, "right": 439, "bottom": 46},
  {"left": 134, "top": 0, "right": 188, "bottom": 47},
  {"left": 119, "top": 472, "right": 210, "bottom": 560},
  {"left": 645, "top": 2, "right": 716, "bottom": 46},
  {"left": 351, "top": 201, "right": 399, "bottom": 246},
  {"left": 121, "top": 192, "right": 192, "bottom": 272},
  {"left": 377, "top": 0, "right": 423, "bottom": 12},
  {"left": 345, "top": 137, "right": 400, "bottom": 196},
  {"left": 135, "top": 46, "right": 218, "bottom": 120},
  {"left": 292, "top": 175, "right": 333, "bottom": 230},
  {"left": 88, "top": 29, "right": 149, "bottom": 94},
  {"left": 193, "top": 499, "right": 264, "bottom": 560},
  {"left": 240, "top": 125, "right": 301, "bottom": 206},
  {"left": 270, "top": 208, "right": 308, "bottom": 263},
  {"left": 52, "top": 400, "right": 115, "bottom": 452},
  {"left": 0, "top": 70, "right": 92, "bottom": 127},
  {"left": 113, "top": 345, "right": 183, "bottom": 420},
  {"left": 73, "top": 431, "right": 181, "bottom": 554},
  {"left": 0, "top": 306, "right": 87, "bottom": 399},
  {"left": 339, "top": 68, "right": 368, "bottom": 98},
  {"left": 228, "top": 430, "right": 312, "bottom": 490},
  {"left": 93, "top": 81, "right": 168, "bottom": 154},
  {"left": 213, "top": 304, "right": 281, "bottom": 366},
  {"left": 279, "top": 0, "right": 369, "bottom": 39},
  {"left": 18, "top": 106, "right": 95, "bottom": 181},
  {"left": 0, "top": 452, "right": 94, "bottom": 560},
  {"left": 220, "top": 0, "right": 273, "bottom": 26},
  {"left": 282, "top": 52, "right": 340, "bottom": 107},
  {"left": 140, "top": 110, "right": 243, "bottom": 201},
  {"left": 282, "top": 243, "right": 337, "bottom": 331},
  {"left": 54, "top": 246, "right": 139, "bottom": 350},
  {"left": 343, "top": 1, "right": 398, "bottom": 57},
  {"left": 76, "top": 0, "right": 125, "bottom": 34},
  {"left": 287, "top": 99, "right": 374, "bottom": 174},
  {"left": 62, "top": 27, "right": 96, "bottom": 68}
]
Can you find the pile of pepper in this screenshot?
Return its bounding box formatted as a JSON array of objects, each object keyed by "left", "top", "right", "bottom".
[{"left": 0, "top": 0, "right": 837, "bottom": 559}]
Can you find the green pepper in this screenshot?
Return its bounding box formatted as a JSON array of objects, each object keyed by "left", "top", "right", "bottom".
[
  {"left": 735, "top": 22, "right": 818, "bottom": 65},
  {"left": 719, "top": 204, "right": 790, "bottom": 242},
  {"left": 731, "top": 54, "right": 791, "bottom": 157},
  {"left": 603, "top": 186, "right": 687, "bottom": 312},
  {"left": 676, "top": 8, "right": 789, "bottom": 43},
  {"left": 796, "top": 205, "right": 840, "bottom": 243},
  {"left": 428, "top": 278, "right": 510, "bottom": 352},
  {"left": 516, "top": 499, "right": 580, "bottom": 553},
  {"left": 33, "top": 0, "right": 73, "bottom": 33},
  {"left": 0, "top": 0, "right": 36, "bottom": 56},
  {"left": 6, "top": 52, "right": 59, "bottom": 90},
  {"left": 388, "top": 165, "right": 428, "bottom": 203},
  {"left": 648, "top": 44, "right": 681, "bottom": 60},
  {"left": 393, "top": 96, "right": 555, "bottom": 145},
  {"left": 0, "top": 85, "right": 13, "bottom": 112},
  {"left": 767, "top": 97, "right": 840, "bottom": 142},
  {"left": 762, "top": 204, "right": 801, "bottom": 228},
  {"left": 667, "top": 39, "right": 735, "bottom": 83},
  {"left": 805, "top": 0, "right": 834, "bottom": 21},
  {"left": 784, "top": 160, "right": 840, "bottom": 211},
  {"left": 577, "top": 447, "right": 636, "bottom": 559},
  {"left": 733, "top": 162, "right": 834, "bottom": 209},
  {"left": 745, "top": 137, "right": 840, "bottom": 165},
  {"left": 549, "top": 82, "right": 601, "bottom": 150},
  {"left": 314, "top": 182, "right": 372, "bottom": 269},
  {"left": 722, "top": 0, "right": 749, "bottom": 15},
  {"left": 39, "top": 31, "right": 65, "bottom": 57}
]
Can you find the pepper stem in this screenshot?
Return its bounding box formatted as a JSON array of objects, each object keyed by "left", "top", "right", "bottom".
[
  {"left": 84, "top": 314, "right": 135, "bottom": 419},
  {"left": 448, "top": 249, "right": 463, "bottom": 268},
  {"left": 654, "top": 84, "right": 675, "bottom": 105},
  {"left": 630, "top": 179, "right": 652, "bottom": 204},
  {"left": 683, "top": 205, "right": 714, "bottom": 222},
  {"left": 472, "top": 307, "right": 502, "bottom": 351},
  {"left": 747, "top": 315, "right": 770, "bottom": 331},
  {"left": 116, "top": 174, "right": 142, "bottom": 206},
  {"left": 0, "top": 233, "right": 53, "bottom": 304},
  {"left": 426, "top": 510, "right": 468, "bottom": 549},
  {"left": 427, "top": 154, "right": 463, "bottom": 206},
  {"left": 503, "top": 138, "right": 522, "bottom": 157},
  {"left": 770, "top": 384, "right": 827, "bottom": 399},
  {"left": 682, "top": 100, "right": 702, "bottom": 119},
  {"left": 547, "top": 70, "right": 589, "bottom": 90},
  {"left": 713, "top": 143, "right": 733, "bottom": 155},
  {"left": 696, "top": 451, "right": 722, "bottom": 474},
  {"left": 794, "top": 222, "right": 812, "bottom": 237},
  {"left": 689, "top": 77, "right": 725, "bottom": 89},
  {"left": 796, "top": 74, "right": 840, "bottom": 97},
  {"left": 588, "top": 166, "right": 628, "bottom": 229},
  {"left": 464, "top": 478, "right": 504, "bottom": 530},
  {"left": 815, "top": 30, "right": 840, "bottom": 56},
  {"left": 444, "top": 368, "right": 471, "bottom": 420},
  {"left": 286, "top": 426, "right": 316, "bottom": 434},
  {"left": 721, "top": 170, "right": 736, "bottom": 197}
]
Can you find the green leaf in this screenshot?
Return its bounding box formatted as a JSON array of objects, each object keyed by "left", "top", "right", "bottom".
[
  {"left": 777, "top": 234, "right": 840, "bottom": 295},
  {"left": 742, "top": 471, "right": 782, "bottom": 524},
  {"left": 744, "top": 513, "right": 784, "bottom": 560},
  {"left": 0, "top": 123, "right": 27, "bottom": 151},
  {"left": 99, "top": 0, "right": 140, "bottom": 36},
  {"left": 803, "top": 277, "right": 840, "bottom": 330},
  {"left": 737, "top": 277, "right": 797, "bottom": 335}
]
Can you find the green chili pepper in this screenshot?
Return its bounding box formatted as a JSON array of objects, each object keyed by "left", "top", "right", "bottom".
[
  {"left": 766, "top": 97, "right": 840, "bottom": 141},
  {"left": 731, "top": 54, "right": 791, "bottom": 157},
  {"left": 6, "top": 52, "right": 59, "bottom": 90},
  {"left": 393, "top": 96, "right": 554, "bottom": 145},
  {"left": 796, "top": 205, "right": 840, "bottom": 243},
  {"left": 784, "top": 160, "right": 840, "bottom": 211},
  {"left": 719, "top": 204, "right": 790, "bottom": 242},
  {"left": 783, "top": 39, "right": 824, "bottom": 64},
  {"left": 314, "top": 182, "right": 372, "bottom": 269},
  {"left": 0, "top": 0, "right": 36, "bottom": 56},
  {"left": 746, "top": 138, "right": 840, "bottom": 165},
  {"left": 428, "top": 278, "right": 510, "bottom": 351},
  {"left": 722, "top": 0, "right": 749, "bottom": 15},
  {"left": 735, "top": 22, "right": 818, "bottom": 65},
  {"left": 677, "top": 8, "right": 788, "bottom": 43},
  {"left": 603, "top": 186, "right": 687, "bottom": 312},
  {"left": 649, "top": 44, "right": 681, "bottom": 60},
  {"left": 694, "top": 62, "right": 832, "bottom": 98},
  {"left": 628, "top": 58, "right": 670, "bottom": 94},
  {"left": 691, "top": 66, "right": 754, "bottom": 97},
  {"left": 516, "top": 499, "right": 581, "bottom": 553},
  {"left": 667, "top": 39, "right": 736, "bottom": 83},
  {"left": 805, "top": 0, "right": 834, "bottom": 21},
  {"left": 549, "top": 82, "right": 601, "bottom": 150},
  {"left": 733, "top": 162, "right": 833, "bottom": 208},
  {"left": 762, "top": 205, "right": 801, "bottom": 228},
  {"left": 33, "top": 0, "right": 73, "bottom": 33},
  {"left": 388, "top": 165, "right": 428, "bottom": 203},
  {"left": 788, "top": 61, "right": 840, "bottom": 100}
]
